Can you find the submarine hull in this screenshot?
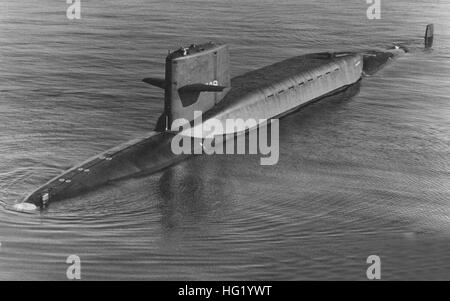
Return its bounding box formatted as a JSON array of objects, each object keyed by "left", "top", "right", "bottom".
[
  {"left": 24, "top": 132, "right": 190, "bottom": 206},
  {"left": 184, "top": 53, "right": 363, "bottom": 136},
  {"left": 24, "top": 51, "right": 390, "bottom": 207}
]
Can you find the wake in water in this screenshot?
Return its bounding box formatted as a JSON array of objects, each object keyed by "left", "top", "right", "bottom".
[{"left": 0, "top": 169, "right": 39, "bottom": 213}]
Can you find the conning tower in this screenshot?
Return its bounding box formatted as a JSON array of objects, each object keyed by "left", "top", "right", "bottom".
[{"left": 143, "top": 42, "right": 231, "bottom": 131}]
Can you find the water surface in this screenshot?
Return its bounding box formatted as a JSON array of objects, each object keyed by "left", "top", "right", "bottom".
[{"left": 0, "top": 0, "right": 449, "bottom": 280}]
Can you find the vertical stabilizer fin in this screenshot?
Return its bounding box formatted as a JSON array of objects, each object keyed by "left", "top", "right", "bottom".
[{"left": 425, "top": 24, "right": 434, "bottom": 49}]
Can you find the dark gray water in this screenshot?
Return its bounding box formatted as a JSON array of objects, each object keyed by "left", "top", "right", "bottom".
[{"left": 1, "top": 0, "right": 450, "bottom": 280}]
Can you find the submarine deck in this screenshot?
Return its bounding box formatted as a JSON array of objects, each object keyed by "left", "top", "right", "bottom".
[{"left": 205, "top": 52, "right": 359, "bottom": 118}]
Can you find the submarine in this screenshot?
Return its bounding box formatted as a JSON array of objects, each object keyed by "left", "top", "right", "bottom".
[{"left": 14, "top": 25, "right": 434, "bottom": 211}]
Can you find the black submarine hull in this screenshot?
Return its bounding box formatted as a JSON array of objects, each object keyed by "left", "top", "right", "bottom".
[{"left": 23, "top": 48, "right": 406, "bottom": 208}]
